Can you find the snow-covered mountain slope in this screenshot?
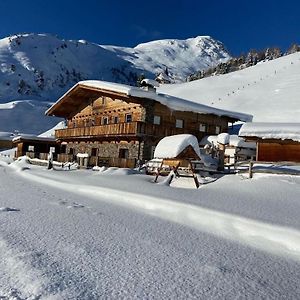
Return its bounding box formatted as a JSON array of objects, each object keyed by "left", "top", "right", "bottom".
[
  {"left": 0, "top": 34, "right": 139, "bottom": 102},
  {"left": 159, "top": 52, "right": 300, "bottom": 122},
  {"left": 0, "top": 33, "right": 230, "bottom": 102},
  {"left": 104, "top": 36, "right": 230, "bottom": 83},
  {"left": 0, "top": 100, "right": 61, "bottom": 134}
]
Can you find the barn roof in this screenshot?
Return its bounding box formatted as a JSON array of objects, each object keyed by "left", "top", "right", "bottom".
[
  {"left": 0, "top": 132, "right": 15, "bottom": 141},
  {"left": 46, "top": 80, "right": 252, "bottom": 122},
  {"left": 12, "top": 135, "right": 56, "bottom": 143},
  {"left": 239, "top": 122, "right": 300, "bottom": 142}
]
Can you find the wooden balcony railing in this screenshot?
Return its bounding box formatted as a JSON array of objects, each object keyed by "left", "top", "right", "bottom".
[{"left": 55, "top": 121, "right": 200, "bottom": 140}]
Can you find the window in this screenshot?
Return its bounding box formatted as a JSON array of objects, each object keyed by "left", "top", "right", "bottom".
[
  {"left": 28, "top": 145, "right": 34, "bottom": 152},
  {"left": 215, "top": 126, "right": 221, "bottom": 134},
  {"left": 125, "top": 114, "right": 132, "bottom": 123},
  {"left": 114, "top": 116, "right": 119, "bottom": 124},
  {"left": 90, "top": 118, "right": 95, "bottom": 126},
  {"left": 175, "top": 119, "right": 184, "bottom": 128},
  {"left": 102, "top": 116, "right": 109, "bottom": 125},
  {"left": 199, "top": 123, "right": 207, "bottom": 132},
  {"left": 119, "top": 148, "right": 129, "bottom": 159},
  {"left": 61, "top": 145, "right": 67, "bottom": 154},
  {"left": 91, "top": 148, "right": 98, "bottom": 156},
  {"left": 69, "top": 148, "right": 74, "bottom": 155},
  {"left": 153, "top": 115, "right": 161, "bottom": 125},
  {"left": 151, "top": 146, "right": 156, "bottom": 159}
]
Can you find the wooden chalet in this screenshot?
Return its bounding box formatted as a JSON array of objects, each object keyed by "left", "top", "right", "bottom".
[
  {"left": 46, "top": 80, "right": 252, "bottom": 168},
  {"left": 239, "top": 123, "right": 300, "bottom": 162}
]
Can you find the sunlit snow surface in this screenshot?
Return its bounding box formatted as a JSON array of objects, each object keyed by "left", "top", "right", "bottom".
[
  {"left": 0, "top": 157, "right": 300, "bottom": 298},
  {"left": 159, "top": 52, "right": 300, "bottom": 122}
]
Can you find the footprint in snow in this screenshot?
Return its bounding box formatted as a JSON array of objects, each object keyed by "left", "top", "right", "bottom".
[
  {"left": 67, "top": 202, "right": 85, "bottom": 209},
  {"left": 0, "top": 207, "right": 20, "bottom": 212},
  {"left": 58, "top": 199, "right": 68, "bottom": 205}
]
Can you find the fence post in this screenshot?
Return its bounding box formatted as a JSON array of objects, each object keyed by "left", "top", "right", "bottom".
[{"left": 249, "top": 161, "right": 253, "bottom": 178}]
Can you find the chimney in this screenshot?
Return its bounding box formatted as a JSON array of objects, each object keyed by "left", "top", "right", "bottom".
[{"left": 140, "top": 79, "right": 159, "bottom": 92}]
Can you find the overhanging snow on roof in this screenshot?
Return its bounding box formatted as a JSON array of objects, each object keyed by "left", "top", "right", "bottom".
[
  {"left": 239, "top": 122, "right": 300, "bottom": 142},
  {"left": 154, "top": 134, "right": 200, "bottom": 159},
  {"left": 12, "top": 135, "right": 56, "bottom": 143},
  {"left": 46, "top": 80, "right": 253, "bottom": 122}
]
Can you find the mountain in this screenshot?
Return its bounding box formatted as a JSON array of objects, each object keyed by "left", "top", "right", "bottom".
[
  {"left": 0, "top": 33, "right": 230, "bottom": 103},
  {"left": 159, "top": 51, "right": 300, "bottom": 123},
  {"left": 0, "top": 33, "right": 230, "bottom": 134},
  {"left": 104, "top": 36, "right": 230, "bottom": 83}
]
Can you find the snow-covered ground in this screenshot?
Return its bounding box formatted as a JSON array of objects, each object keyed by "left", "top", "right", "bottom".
[
  {"left": 0, "top": 157, "right": 300, "bottom": 299},
  {"left": 159, "top": 52, "right": 300, "bottom": 122}
]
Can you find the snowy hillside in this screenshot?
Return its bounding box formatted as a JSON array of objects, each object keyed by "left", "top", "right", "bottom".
[
  {"left": 0, "top": 33, "right": 230, "bottom": 102},
  {"left": 159, "top": 52, "right": 300, "bottom": 122},
  {"left": 104, "top": 36, "right": 230, "bottom": 83},
  {"left": 0, "top": 100, "right": 61, "bottom": 134}
]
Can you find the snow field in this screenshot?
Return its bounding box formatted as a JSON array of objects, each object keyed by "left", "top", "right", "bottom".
[
  {"left": 1, "top": 159, "right": 300, "bottom": 298},
  {"left": 14, "top": 163, "right": 300, "bottom": 262}
]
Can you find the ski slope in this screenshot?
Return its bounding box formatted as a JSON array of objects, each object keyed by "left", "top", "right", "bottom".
[{"left": 159, "top": 52, "right": 300, "bottom": 122}]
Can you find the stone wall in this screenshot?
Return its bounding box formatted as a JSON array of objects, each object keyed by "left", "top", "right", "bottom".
[{"left": 65, "top": 140, "right": 142, "bottom": 164}]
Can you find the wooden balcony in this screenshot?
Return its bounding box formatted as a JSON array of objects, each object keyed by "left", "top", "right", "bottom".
[{"left": 55, "top": 121, "right": 201, "bottom": 140}]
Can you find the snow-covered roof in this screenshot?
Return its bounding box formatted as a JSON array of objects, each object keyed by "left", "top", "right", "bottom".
[
  {"left": 239, "top": 123, "right": 300, "bottom": 142},
  {"left": 217, "top": 133, "right": 230, "bottom": 145},
  {"left": 77, "top": 153, "right": 89, "bottom": 158},
  {"left": 200, "top": 134, "right": 256, "bottom": 149},
  {"left": 12, "top": 135, "right": 56, "bottom": 143},
  {"left": 0, "top": 132, "right": 15, "bottom": 141},
  {"left": 38, "top": 121, "right": 66, "bottom": 138},
  {"left": 141, "top": 79, "right": 160, "bottom": 87},
  {"left": 154, "top": 134, "right": 200, "bottom": 159},
  {"left": 46, "top": 80, "right": 252, "bottom": 122}
]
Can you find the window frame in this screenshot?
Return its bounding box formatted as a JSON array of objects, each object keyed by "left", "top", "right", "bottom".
[
  {"left": 125, "top": 113, "right": 132, "bottom": 123},
  {"left": 153, "top": 115, "right": 161, "bottom": 125},
  {"left": 102, "top": 116, "right": 109, "bottom": 125},
  {"left": 114, "top": 116, "right": 119, "bottom": 124},
  {"left": 199, "top": 123, "right": 207, "bottom": 132},
  {"left": 175, "top": 119, "right": 184, "bottom": 128}
]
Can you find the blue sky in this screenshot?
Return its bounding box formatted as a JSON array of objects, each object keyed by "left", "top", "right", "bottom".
[{"left": 0, "top": 0, "right": 299, "bottom": 55}]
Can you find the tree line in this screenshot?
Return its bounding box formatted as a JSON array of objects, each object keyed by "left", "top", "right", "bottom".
[{"left": 187, "top": 44, "right": 300, "bottom": 81}]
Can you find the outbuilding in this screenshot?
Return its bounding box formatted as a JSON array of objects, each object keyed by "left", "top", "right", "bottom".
[
  {"left": 153, "top": 134, "right": 201, "bottom": 169},
  {"left": 239, "top": 123, "right": 300, "bottom": 162},
  {"left": 13, "top": 135, "right": 59, "bottom": 160}
]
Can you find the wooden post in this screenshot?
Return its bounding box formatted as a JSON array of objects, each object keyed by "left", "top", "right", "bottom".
[
  {"left": 154, "top": 161, "right": 164, "bottom": 182},
  {"left": 249, "top": 161, "right": 253, "bottom": 178},
  {"left": 189, "top": 161, "right": 200, "bottom": 188},
  {"left": 168, "top": 173, "right": 175, "bottom": 185},
  {"left": 218, "top": 143, "right": 225, "bottom": 171}
]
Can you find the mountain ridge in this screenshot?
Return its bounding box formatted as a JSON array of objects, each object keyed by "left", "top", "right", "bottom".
[{"left": 0, "top": 33, "right": 230, "bottom": 103}]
